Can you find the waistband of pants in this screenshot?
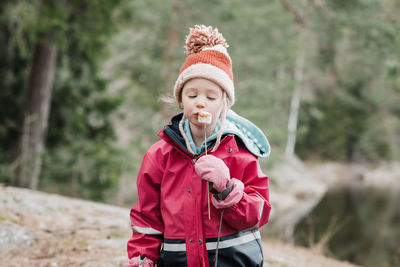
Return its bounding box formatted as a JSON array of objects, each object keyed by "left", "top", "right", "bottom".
[{"left": 162, "top": 229, "right": 261, "bottom": 252}]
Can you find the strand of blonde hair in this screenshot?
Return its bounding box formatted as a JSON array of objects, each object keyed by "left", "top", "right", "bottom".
[
  {"left": 211, "top": 92, "right": 227, "bottom": 152},
  {"left": 179, "top": 113, "right": 195, "bottom": 154}
]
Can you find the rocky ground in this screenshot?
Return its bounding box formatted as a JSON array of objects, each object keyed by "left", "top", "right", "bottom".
[{"left": 0, "top": 185, "right": 358, "bottom": 267}]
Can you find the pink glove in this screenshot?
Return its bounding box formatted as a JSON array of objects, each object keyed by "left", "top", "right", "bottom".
[
  {"left": 195, "top": 155, "right": 230, "bottom": 192},
  {"left": 212, "top": 178, "right": 244, "bottom": 209},
  {"left": 123, "top": 256, "right": 154, "bottom": 267}
]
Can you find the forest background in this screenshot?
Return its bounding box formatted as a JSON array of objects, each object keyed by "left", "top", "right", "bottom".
[{"left": 0, "top": 0, "right": 399, "bottom": 266}]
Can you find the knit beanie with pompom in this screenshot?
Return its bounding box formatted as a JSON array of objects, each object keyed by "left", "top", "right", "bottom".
[{"left": 174, "top": 25, "right": 235, "bottom": 107}]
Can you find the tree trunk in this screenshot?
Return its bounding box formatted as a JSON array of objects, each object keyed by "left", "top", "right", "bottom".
[
  {"left": 14, "top": 36, "right": 57, "bottom": 189},
  {"left": 161, "top": 0, "right": 180, "bottom": 120},
  {"left": 279, "top": 0, "right": 308, "bottom": 27},
  {"left": 285, "top": 37, "right": 305, "bottom": 158},
  {"left": 279, "top": 0, "right": 309, "bottom": 158}
]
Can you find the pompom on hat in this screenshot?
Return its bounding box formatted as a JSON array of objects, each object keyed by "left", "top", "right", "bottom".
[{"left": 174, "top": 25, "right": 235, "bottom": 107}]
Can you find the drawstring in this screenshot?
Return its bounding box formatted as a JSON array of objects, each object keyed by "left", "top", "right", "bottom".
[{"left": 214, "top": 209, "right": 224, "bottom": 267}]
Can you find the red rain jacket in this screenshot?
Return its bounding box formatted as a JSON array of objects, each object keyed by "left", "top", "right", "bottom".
[{"left": 127, "top": 118, "right": 271, "bottom": 267}]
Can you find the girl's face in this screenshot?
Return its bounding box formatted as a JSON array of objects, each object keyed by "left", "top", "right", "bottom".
[{"left": 180, "top": 78, "right": 224, "bottom": 130}]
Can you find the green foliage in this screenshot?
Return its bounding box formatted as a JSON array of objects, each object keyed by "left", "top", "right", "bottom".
[
  {"left": 40, "top": 139, "right": 128, "bottom": 201},
  {"left": 0, "top": 2, "right": 32, "bottom": 167},
  {"left": 295, "top": 0, "right": 400, "bottom": 161},
  {"left": 297, "top": 89, "right": 372, "bottom": 161},
  {"left": 0, "top": 0, "right": 127, "bottom": 200},
  {"left": 1, "top": 0, "right": 399, "bottom": 199}
]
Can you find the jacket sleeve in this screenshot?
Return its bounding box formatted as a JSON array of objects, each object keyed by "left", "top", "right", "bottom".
[
  {"left": 127, "top": 151, "right": 164, "bottom": 263},
  {"left": 222, "top": 155, "right": 271, "bottom": 231}
]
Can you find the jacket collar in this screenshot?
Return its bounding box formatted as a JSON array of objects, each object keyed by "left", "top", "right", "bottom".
[
  {"left": 158, "top": 113, "right": 238, "bottom": 158},
  {"left": 159, "top": 111, "right": 270, "bottom": 158},
  {"left": 158, "top": 113, "right": 189, "bottom": 153}
]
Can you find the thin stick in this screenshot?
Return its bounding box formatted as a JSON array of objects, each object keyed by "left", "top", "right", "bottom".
[
  {"left": 204, "top": 124, "right": 211, "bottom": 220},
  {"left": 204, "top": 124, "right": 208, "bottom": 156}
]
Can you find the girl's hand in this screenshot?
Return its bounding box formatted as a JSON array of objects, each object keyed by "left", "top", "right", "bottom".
[
  {"left": 123, "top": 256, "right": 154, "bottom": 267},
  {"left": 195, "top": 155, "right": 230, "bottom": 192}
]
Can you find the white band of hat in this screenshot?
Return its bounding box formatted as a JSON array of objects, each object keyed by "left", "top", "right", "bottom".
[{"left": 174, "top": 63, "right": 235, "bottom": 107}]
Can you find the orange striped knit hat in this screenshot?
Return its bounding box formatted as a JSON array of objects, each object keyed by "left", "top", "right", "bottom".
[{"left": 174, "top": 25, "right": 235, "bottom": 107}]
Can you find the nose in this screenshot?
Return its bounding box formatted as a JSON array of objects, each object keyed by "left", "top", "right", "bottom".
[{"left": 195, "top": 99, "right": 205, "bottom": 109}]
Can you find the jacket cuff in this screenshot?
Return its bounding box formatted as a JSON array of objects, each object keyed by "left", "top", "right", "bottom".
[
  {"left": 211, "top": 178, "right": 244, "bottom": 209},
  {"left": 124, "top": 256, "right": 154, "bottom": 267}
]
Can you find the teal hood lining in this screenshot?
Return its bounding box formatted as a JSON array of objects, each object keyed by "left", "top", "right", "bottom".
[{"left": 224, "top": 109, "right": 271, "bottom": 158}]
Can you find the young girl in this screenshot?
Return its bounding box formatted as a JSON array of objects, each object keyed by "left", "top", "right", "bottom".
[{"left": 124, "top": 25, "right": 271, "bottom": 267}]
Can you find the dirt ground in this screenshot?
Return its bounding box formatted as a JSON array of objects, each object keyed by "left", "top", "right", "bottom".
[{"left": 0, "top": 186, "right": 358, "bottom": 267}]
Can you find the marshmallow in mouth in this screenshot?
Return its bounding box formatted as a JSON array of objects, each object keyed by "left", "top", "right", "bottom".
[{"left": 197, "top": 111, "right": 212, "bottom": 124}]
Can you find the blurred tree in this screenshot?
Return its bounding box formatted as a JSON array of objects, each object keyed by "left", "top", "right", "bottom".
[
  {"left": 278, "top": 0, "right": 309, "bottom": 158},
  {"left": 0, "top": 0, "right": 127, "bottom": 199},
  {"left": 15, "top": 30, "right": 57, "bottom": 189},
  {"left": 294, "top": 0, "right": 400, "bottom": 161},
  {"left": 161, "top": 0, "right": 181, "bottom": 119},
  {"left": 1, "top": 0, "right": 399, "bottom": 201},
  {"left": 12, "top": 0, "right": 125, "bottom": 190}
]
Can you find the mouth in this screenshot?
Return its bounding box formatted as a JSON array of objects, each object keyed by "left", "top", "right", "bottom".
[{"left": 197, "top": 111, "right": 212, "bottom": 124}]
